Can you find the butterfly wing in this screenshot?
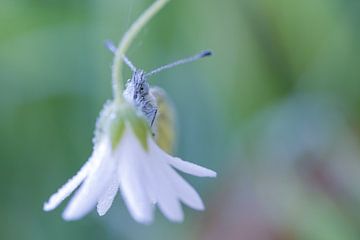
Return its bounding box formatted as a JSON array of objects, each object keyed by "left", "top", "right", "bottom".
[{"left": 149, "top": 86, "right": 176, "bottom": 154}]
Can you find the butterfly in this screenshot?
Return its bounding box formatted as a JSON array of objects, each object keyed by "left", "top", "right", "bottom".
[{"left": 106, "top": 40, "right": 212, "bottom": 153}]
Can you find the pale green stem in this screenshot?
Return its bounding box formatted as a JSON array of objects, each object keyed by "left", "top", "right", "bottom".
[{"left": 111, "top": 0, "right": 170, "bottom": 104}]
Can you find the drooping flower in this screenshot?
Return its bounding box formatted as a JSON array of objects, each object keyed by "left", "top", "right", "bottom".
[
  {"left": 44, "top": 0, "right": 216, "bottom": 224},
  {"left": 43, "top": 102, "right": 216, "bottom": 223}
]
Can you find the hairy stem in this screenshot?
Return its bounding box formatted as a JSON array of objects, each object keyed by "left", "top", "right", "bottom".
[{"left": 111, "top": 0, "right": 170, "bottom": 103}]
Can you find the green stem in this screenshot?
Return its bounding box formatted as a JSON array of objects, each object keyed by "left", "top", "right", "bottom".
[{"left": 111, "top": 0, "right": 170, "bottom": 103}]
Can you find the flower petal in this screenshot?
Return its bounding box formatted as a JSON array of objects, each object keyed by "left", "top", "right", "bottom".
[
  {"left": 167, "top": 157, "right": 217, "bottom": 178},
  {"left": 148, "top": 138, "right": 206, "bottom": 210},
  {"left": 147, "top": 159, "right": 184, "bottom": 222},
  {"left": 96, "top": 173, "right": 118, "bottom": 216},
  {"left": 166, "top": 167, "right": 204, "bottom": 210},
  {"left": 43, "top": 155, "right": 93, "bottom": 211},
  {"left": 117, "top": 129, "right": 154, "bottom": 224},
  {"left": 148, "top": 137, "right": 216, "bottom": 177},
  {"left": 146, "top": 138, "right": 184, "bottom": 222},
  {"left": 62, "top": 139, "right": 115, "bottom": 221}
]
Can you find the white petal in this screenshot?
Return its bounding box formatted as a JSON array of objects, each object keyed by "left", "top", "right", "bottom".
[
  {"left": 96, "top": 173, "right": 118, "bottom": 216},
  {"left": 146, "top": 138, "right": 184, "bottom": 222},
  {"left": 166, "top": 167, "right": 204, "bottom": 210},
  {"left": 117, "top": 129, "right": 154, "bottom": 224},
  {"left": 147, "top": 159, "right": 183, "bottom": 222},
  {"left": 62, "top": 139, "right": 115, "bottom": 221},
  {"left": 167, "top": 157, "right": 217, "bottom": 177},
  {"left": 43, "top": 154, "right": 93, "bottom": 211},
  {"left": 148, "top": 137, "right": 216, "bottom": 177}
]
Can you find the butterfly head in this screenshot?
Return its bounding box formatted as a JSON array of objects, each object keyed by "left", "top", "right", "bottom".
[{"left": 123, "top": 69, "right": 150, "bottom": 105}]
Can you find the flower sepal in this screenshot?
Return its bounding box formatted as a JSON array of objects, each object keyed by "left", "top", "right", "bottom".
[{"left": 95, "top": 101, "right": 151, "bottom": 152}]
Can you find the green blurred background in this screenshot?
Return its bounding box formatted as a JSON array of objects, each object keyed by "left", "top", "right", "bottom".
[{"left": 1, "top": 0, "right": 360, "bottom": 239}]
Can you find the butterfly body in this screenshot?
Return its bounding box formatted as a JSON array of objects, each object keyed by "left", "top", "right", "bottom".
[
  {"left": 123, "top": 69, "right": 158, "bottom": 128},
  {"left": 123, "top": 70, "right": 176, "bottom": 153}
]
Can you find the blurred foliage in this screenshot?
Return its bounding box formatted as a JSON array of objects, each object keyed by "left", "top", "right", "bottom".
[{"left": 1, "top": 0, "right": 360, "bottom": 239}]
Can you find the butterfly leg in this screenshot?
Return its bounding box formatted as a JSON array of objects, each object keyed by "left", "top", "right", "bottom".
[
  {"left": 150, "top": 108, "right": 158, "bottom": 137},
  {"left": 150, "top": 109, "right": 158, "bottom": 127}
]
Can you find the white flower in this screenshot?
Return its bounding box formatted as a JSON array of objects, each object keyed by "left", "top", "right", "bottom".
[{"left": 43, "top": 110, "right": 216, "bottom": 224}]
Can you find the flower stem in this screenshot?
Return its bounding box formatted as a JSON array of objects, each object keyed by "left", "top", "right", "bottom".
[{"left": 111, "top": 0, "right": 170, "bottom": 104}]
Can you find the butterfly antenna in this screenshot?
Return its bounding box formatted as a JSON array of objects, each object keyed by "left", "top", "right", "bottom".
[
  {"left": 145, "top": 50, "right": 212, "bottom": 77},
  {"left": 104, "top": 40, "right": 137, "bottom": 72}
]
